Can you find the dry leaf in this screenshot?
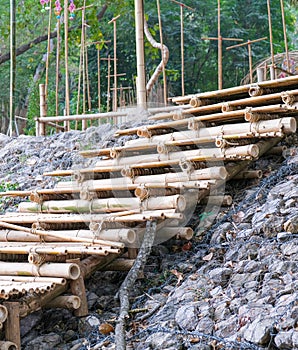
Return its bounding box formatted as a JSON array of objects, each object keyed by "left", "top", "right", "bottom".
[
  {"left": 170, "top": 269, "right": 183, "bottom": 285},
  {"left": 98, "top": 323, "right": 114, "bottom": 335},
  {"left": 202, "top": 252, "right": 213, "bottom": 261}
]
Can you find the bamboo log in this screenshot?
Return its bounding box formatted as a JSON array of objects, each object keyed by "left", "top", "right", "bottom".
[
  {"left": 0, "top": 228, "right": 135, "bottom": 245},
  {"left": 45, "top": 295, "right": 81, "bottom": 310},
  {"left": 233, "top": 170, "right": 263, "bottom": 179},
  {"left": 0, "top": 261, "right": 80, "bottom": 279},
  {"left": 201, "top": 195, "right": 233, "bottom": 206},
  {"left": 281, "top": 90, "right": 298, "bottom": 106},
  {"left": 0, "top": 341, "right": 17, "bottom": 350},
  {"left": 0, "top": 305, "right": 8, "bottom": 323},
  {"left": 157, "top": 226, "right": 193, "bottom": 240},
  {"left": 101, "top": 258, "right": 135, "bottom": 271}
]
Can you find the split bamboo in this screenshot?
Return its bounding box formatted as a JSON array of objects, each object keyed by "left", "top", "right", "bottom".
[{"left": 0, "top": 262, "right": 80, "bottom": 280}]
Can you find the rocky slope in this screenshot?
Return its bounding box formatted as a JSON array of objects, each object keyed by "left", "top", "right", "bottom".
[{"left": 0, "top": 126, "right": 297, "bottom": 350}]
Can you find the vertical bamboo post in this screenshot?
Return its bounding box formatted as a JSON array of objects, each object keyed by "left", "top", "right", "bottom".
[
  {"left": 45, "top": 0, "right": 52, "bottom": 99},
  {"left": 3, "top": 302, "right": 21, "bottom": 350},
  {"left": 85, "top": 44, "right": 92, "bottom": 113},
  {"left": 267, "top": 0, "right": 275, "bottom": 80},
  {"left": 280, "top": 0, "right": 290, "bottom": 73},
  {"left": 64, "top": 0, "right": 70, "bottom": 116},
  {"left": 247, "top": 41, "right": 253, "bottom": 83},
  {"left": 70, "top": 276, "right": 88, "bottom": 317},
  {"left": 180, "top": 4, "right": 184, "bottom": 96},
  {"left": 97, "top": 47, "right": 101, "bottom": 112},
  {"left": 170, "top": 1, "right": 194, "bottom": 96},
  {"left": 156, "top": 0, "right": 167, "bottom": 105},
  {"left": 9, "top": 0, "right": 16, "bottom": 137},
  {"left": 107, "top": 55, "right": 111, "bottom": 112},
  {"left": 134, "top": 0, "right": 147, "bottom": 108},
  {"left": 55, "top": 19, "right": 61, "bottom": 118},
  {"left": 108, "top": 15, "right": 120, "bottom": 112},
  {"left": 82, "top": 3, "right": 87, "bottom": 130},
  {"left": 218, "top": 0, "right": 222, "bottom": 90},
  {"left": 39, "top": 84, "right": 47, "bottom": 136}
]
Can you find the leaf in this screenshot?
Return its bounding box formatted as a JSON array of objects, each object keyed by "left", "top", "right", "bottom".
[
  {"left": 202, "top": 252, "right": 213, "bottom": 261},
  {"left": 170, "top": 269, "right": 183, "bottom": 286}
]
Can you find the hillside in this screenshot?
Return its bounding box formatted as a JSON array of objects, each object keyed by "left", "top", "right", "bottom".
[{"left": 0, "top": 122, "right": 297, "bottom": 349}]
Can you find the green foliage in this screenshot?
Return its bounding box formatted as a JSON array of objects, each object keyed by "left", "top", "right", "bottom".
[{"left": 0, "top": 0, "right": 298, "bottom": 134}]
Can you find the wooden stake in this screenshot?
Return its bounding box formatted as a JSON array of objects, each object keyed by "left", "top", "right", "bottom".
[
  {"left": 64, "top": 0, "right": 70, "bottom": 115},
  {"left": 70, "top": 276, "right": 88, "bottom": 317},
  {"left": 156, "top": 0, "right": 167, "bottom": 105},
  {"left": 3, "top": 302, "right": 20, "bottom": 350}
]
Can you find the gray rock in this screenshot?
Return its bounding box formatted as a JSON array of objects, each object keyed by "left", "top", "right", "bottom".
[
  {"left": 24, "top": 333, "right": 62, "bottom": 350},
  {"left": 274, "top": 330, "right": 298, "bottom": 349},
  {"left": 242, "top": 316, "right": 274, "bottom": 345}
]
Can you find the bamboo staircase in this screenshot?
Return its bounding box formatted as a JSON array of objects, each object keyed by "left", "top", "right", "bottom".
[{"left": 0, "top": 76, "right": 297, "bottom": 348}]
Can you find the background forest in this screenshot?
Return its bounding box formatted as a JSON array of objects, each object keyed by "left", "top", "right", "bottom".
[{"left": 0, "top": 0, "right": 297, "bottom": 134}]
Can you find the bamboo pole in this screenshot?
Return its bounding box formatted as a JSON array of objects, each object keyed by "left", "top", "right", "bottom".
[
  {"left": 156, "top": 0, "right": 167, "bottom": 105},
  {"left": 0, "top": 261, "right": 80, "bottom": 280},
  {"left": 97, "top": 47, "right": 101, "bottom": 112},
  {"left": 45, "top": 0, "right": 52, "bottom": 98},
  {"left": 233, "top": 170, "right": 263, "bottom": 179},
  {"left": 9, "top": 0, "right": 16, "bottom": 137},
  {"left": 0, "top": 221, "right": 124, "bottom": 248},
  {"left": 45, "top": 295, "right": 81, "bottom": 310},
  {"left": 107, "top": 55, "right": 111, "bottom": 112},
  {"left": 280, "top": 0, "right": 290, "bottom": 73},
  {"left": 55, "top": 19, "right": 61, "bottom": 118},
  {"left": 108, "top": 15, "right": 120, "bottom": 111},
  {"left": 217, "top": 0, "right": 222, "bottom": 90},
  {"left": 172, "top": 74, "right": 298, "bottom": 105},
  {"left": 135, "top": 0, "right": 147, "bottom": 108},
  {"left": 226, "top": 37, "right": 267, "bottom": 84},
  {"left": 18, "top": 195, "right": 187, "bottom": 214},
  {"left": 0, "top": 210, "right": 183, "bottom": 224},
  {"left": 267, "top": 0, "right": 276, "bottom": 80},
  {"left": 64, "top": 0, "right": 70, "bottom": 115},
  {"left": 38, "top": 84, "right": 47, "bottom": 136}
]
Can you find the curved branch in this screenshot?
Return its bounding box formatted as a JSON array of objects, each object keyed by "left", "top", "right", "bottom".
[{"left": 144, "top": 18, "right": 169, "bottom": 95}]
